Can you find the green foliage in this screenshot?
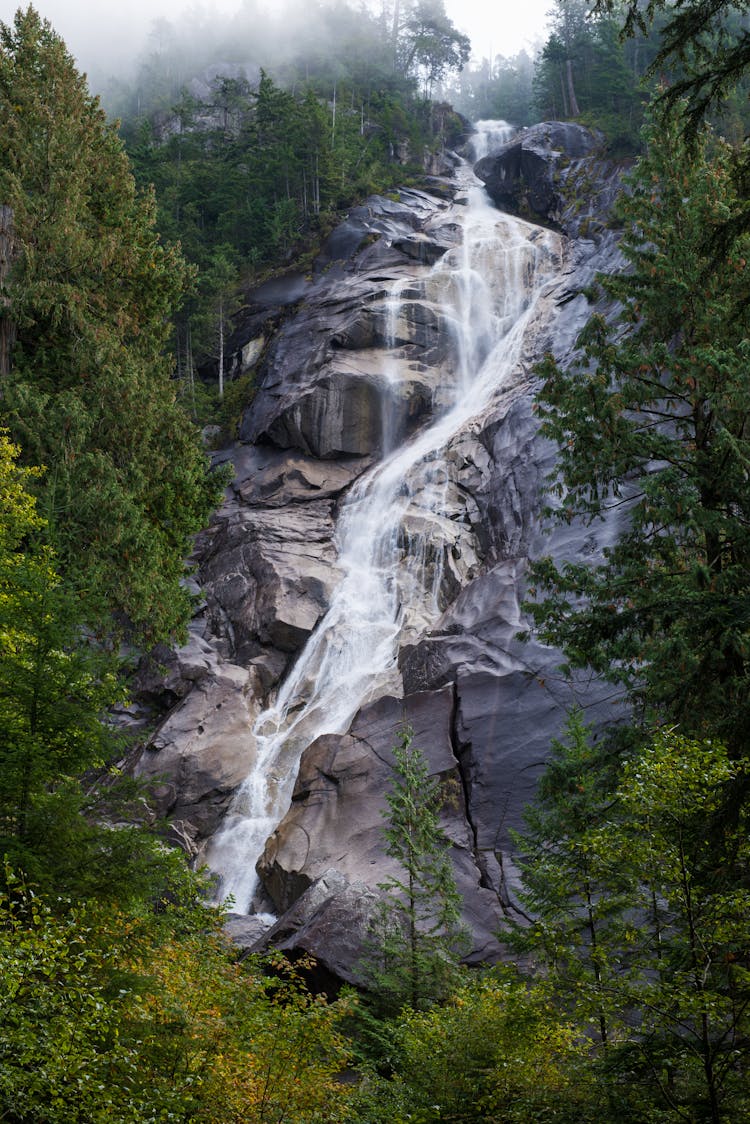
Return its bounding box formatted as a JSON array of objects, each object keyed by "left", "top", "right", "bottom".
[
  {"left": 362, "top": 727, "right": 468, "bottom": 1016},
  {"left": 0, "top": 870, "right": 150, "bottom": 1123},
  {"left": 512, "top": 724, "right": 750, "bottom": 1123},
  {"left": 128, "top": 940, "right": 355, "bottom": 1123},
  {"left": 0, "top": 428, "right": 198, "bottom": 909},
  {"left": 123, "top": 64, "right": 434, "bottom": 284},
  {"left": 351, "top": 970, "right": 593, "bottom": 1124},
  {"left": 0, "top": 431, "right": 119, "bottom": 861},
  {"left": 0, "top": 869, "right": 355, "bottom": 1123},
  {"left": 0, "top": 7, "right": 225, "bottom": 645},
  {"left": 591, "top": 3, "right": 750, "bottom": 234},
  {"left": 510, "top": 709, "right": 627, "bottom": 1047},
  {"left": 532, "top": 1, "right": 648, "bottom": 150},
  {"left": 115, "top": 2, "right": 469, "bottom": 306},
  {"left": 399, "top": 1, "right": 471, "bottom": 98},
  {"left": 448, "top": 50, "right": 536, "bottom": 127},
  {"left": 595, "top": 1, "right": 750, "bottom": 136},
  {"left": 526, "top": 109, "right": 750, "bottom": 749},
  {"left": 598, "top": 733, "right": 750, "bottom": 1123}
]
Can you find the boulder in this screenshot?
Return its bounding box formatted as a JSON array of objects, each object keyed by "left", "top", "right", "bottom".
[
  {"left": 238, "top": 187, "right": 464, "bottom": 458},
  {"left": 196, "top": 444, "right": 370, "bottom": 669},
  {"left": 136, "top": 662, "right": 258, "bottom": 853},
  {"left": 254, "top": 869, "right": 381, "bottom": 989},
  {"left": 133, "top": 444, "right": 372, "bottom": 853},
  {"left": 474, "top": 121, "right": 602, "bottom": 226}
]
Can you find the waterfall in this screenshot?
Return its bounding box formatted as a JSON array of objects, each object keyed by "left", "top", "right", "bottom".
[
  {"left": 469, "top": 119, "right": 517, "bottom": 161},
  {"left": 204, "top": 155, "right": 560, "bottom": 914}
]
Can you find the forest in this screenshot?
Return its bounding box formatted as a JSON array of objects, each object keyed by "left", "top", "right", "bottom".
[{"left": 0, "top": 0, "right": 749, "bottom": 1120}]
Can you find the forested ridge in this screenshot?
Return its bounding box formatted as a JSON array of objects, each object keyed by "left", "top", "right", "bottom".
[{"left": 1, "top": 1, "right": 750, "bottom": 1120}]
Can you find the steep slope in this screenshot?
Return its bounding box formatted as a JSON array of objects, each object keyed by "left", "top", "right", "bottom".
[{"left": 136, "top": 121, "right": 627, "bottom": 982}]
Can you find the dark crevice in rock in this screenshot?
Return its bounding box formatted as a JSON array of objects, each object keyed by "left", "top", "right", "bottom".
[{"left": 449, "top": 680, "right": 496, "bottom": 898}]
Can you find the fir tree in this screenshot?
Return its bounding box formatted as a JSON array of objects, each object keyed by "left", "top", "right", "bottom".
[
  {"left": 510, "top": 709, "right": 626, "bottom": 1048},
  {"left": 364, "top": 727, "right": 468, "bottom": 1014},
  {"left": 526, "top": 109, "right": 750, "bottom": 749},
  {"left": 512, "top": 723, "right": 750, "bottom": 1122},
  {"left": 0, "top": 6, "right": 224, "bottom": 645}
]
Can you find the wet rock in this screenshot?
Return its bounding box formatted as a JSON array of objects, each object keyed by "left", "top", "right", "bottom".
[
  {"left": 137, "top": 665, "right": 258, "bottom": 852},
  {"left": 474, "top": 121, "right": 603, "bottom": 226},
  {"left": 238, "top": 187, "right": 463, "bottom": 458},
  {"left": 132, "top": 132, "right": 630, "bottom": 978},
  {"left": 132, "top": 444, "right": 373, "bottom": 851},
  {"left": 255, "top": 870, "right": 381, "bottom": 988},
  {"left": 223, "top": 911, "right": 275, "bottom": 952},
  {"left": 257, "top": 687, "right": 504, "bottom": 963},
  {"left": 195, "top": 444, "right": 373, "bottom": 668}
]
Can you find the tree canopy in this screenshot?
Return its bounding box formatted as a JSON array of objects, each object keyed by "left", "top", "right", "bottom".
[
  {"left": 526, "top": 108, "right": 750, "bottom": 750},
  {"left": 0, "top": 6, "right": 224, "bottom": 645}
]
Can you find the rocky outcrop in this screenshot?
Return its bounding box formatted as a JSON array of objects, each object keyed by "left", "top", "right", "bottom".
[
  {"left": 257, "top": 687, "right": 503, "bottom": 966},
  {"left": 134, "top": 122, "right": 628, "bottom": 981},
  {"left": 239, "top": 187, "right": 465, "bottom": 458},
  {"left": 474, "top": 121, "right": 622, "bottom": 238}
]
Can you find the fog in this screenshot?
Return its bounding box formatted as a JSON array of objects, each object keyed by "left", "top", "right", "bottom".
[{"left": 2, "top": 0, "right": 550, "bottom": 87}]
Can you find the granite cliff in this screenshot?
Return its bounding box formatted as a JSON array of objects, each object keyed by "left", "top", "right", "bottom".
[{"left": 134, "top": 121, "right": 628, "bottom": 985}]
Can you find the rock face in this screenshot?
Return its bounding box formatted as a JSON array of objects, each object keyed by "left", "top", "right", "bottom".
[
  {"left": 257, "top": 687, "right": 502, "bottom": 974},
  {"left": 474, "top": 121, "right": 602, "bottom": 227},
  {"left": 239, "top": 186, "right": 465, "bottom": 459},
  {"left": 134, "top": 122, "right": 628, "bottom": 985}
]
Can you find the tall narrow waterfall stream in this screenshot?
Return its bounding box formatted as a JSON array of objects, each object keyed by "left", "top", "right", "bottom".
[{"left": 205, "top": 134, "right": 561, "bottom": 912}]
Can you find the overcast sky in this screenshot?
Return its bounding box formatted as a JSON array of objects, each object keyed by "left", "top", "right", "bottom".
[{"left": 1, "top": 1, "right": 551, "bottom": 81}]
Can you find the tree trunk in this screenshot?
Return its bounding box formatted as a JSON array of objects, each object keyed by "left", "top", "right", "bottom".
[
  {"left": 331, "top": 83, "right": 337, "bottom": 149},
  {"left": 391, "top": 0, "right": 401, "bottom": 45},
  {"left": 0, "top": 205, "right": 16, "bottom": 377},
  {"left": 559, "top": 70, "right": 569, "bottom": 118},
  {"left": 186, "top": 321, "right": 196, "bottom": 416},
  {"left": 566, "top": 58, "right": 580, "bottom": 117},
  {"left": 218, "top": 299, "right": 224, "bottom": 401}
]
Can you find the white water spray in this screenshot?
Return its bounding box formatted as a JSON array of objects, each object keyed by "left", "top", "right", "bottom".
[
  {"left": 204, "top": 156, "right": 560, "bottom": 912},
  {"left": 469, "top": 119, "right": 517, "bottom": 161}
]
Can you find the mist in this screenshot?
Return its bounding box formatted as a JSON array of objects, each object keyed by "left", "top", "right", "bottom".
[
  {"left": 5, "top": 1, "right": 550, "bottom": 93},
  {"left": 13, "top": 2, "right": 299, "bottom": 90}
]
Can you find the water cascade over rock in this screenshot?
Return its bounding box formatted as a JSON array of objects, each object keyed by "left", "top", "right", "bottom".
[{"left": 136, "top": 121, "right": 627, "bottom": 983}]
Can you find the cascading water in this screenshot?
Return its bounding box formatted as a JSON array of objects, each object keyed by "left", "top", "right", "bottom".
[
  {"left": 204, "top": 138, "right": 561, "bottom": 913},
  {"left": 469, "top": 119, "right": 517, "bottom": 161}
]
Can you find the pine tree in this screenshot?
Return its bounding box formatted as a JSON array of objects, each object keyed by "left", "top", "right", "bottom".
[
  {"left": 595, "top": 0, "right": 750, "bottom": 134},
  {"left": 0, "top": 6, "right": 224, "bottom": 644},
  {"left": 526, "top": 109, "right": 750, "bottom": 750},
  {"left": 0, "top": 430, "right": 120, "bottom": 875},
  {"left": 364, "top": 727, "right": 468, "bottom": 1013},
  {"left": 604, "top": 734, "right": 750, "bottom": 1123},
  {"left": 510, "top": 709, "right": 627, "bottom": 1048},
  {"left": 512, "top": 721, "right": 750, "bottom": 1121}
]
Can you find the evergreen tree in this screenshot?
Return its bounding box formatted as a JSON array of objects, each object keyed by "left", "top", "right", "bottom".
[
  {"left": 351, "top": 971, "right": 592, "bottom": 1123},
  {"left": 548, "top": 0, "right": 592, "bottom": 116},
  {"left": 512, "top": 724, "right": 750, "bottom": 1122},
  {"left": 0, "top": 431, "right": 120, "bottom": 871},
  {"left": 194, "top": 245, "right": 242, "bottom": 401},
  {"left": 532, "top": 2, "right": 648, "bottom": 148},
  {"left": 595, "top": 0, "right": 750, "bottom": 133},
  {"left": 526, "top": 109, "right": 750, "bottom": 749},
  {"left": 0, "top": 429, "right": 185, "bottom": 906},
  {"left": 602, "top": 733, "right": 750, "bottom": 1123},
  {"left": 510, "top": 709, "right": 626, "bottom": 1048},
  {"left": 364, "top": 727, "right": 468, "bottom": 1014},
  {"left": 0, "top": 869, "right": 355, "bottom": 1122},
  {"left": 0, "top": 6, "right": 224, "bottom": 645},
  {"left": 593, "top": 2, "right": 750, "bottom": 245},
  {"left": 400, "top": 0, "right": 471, "bottom": 98}
]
